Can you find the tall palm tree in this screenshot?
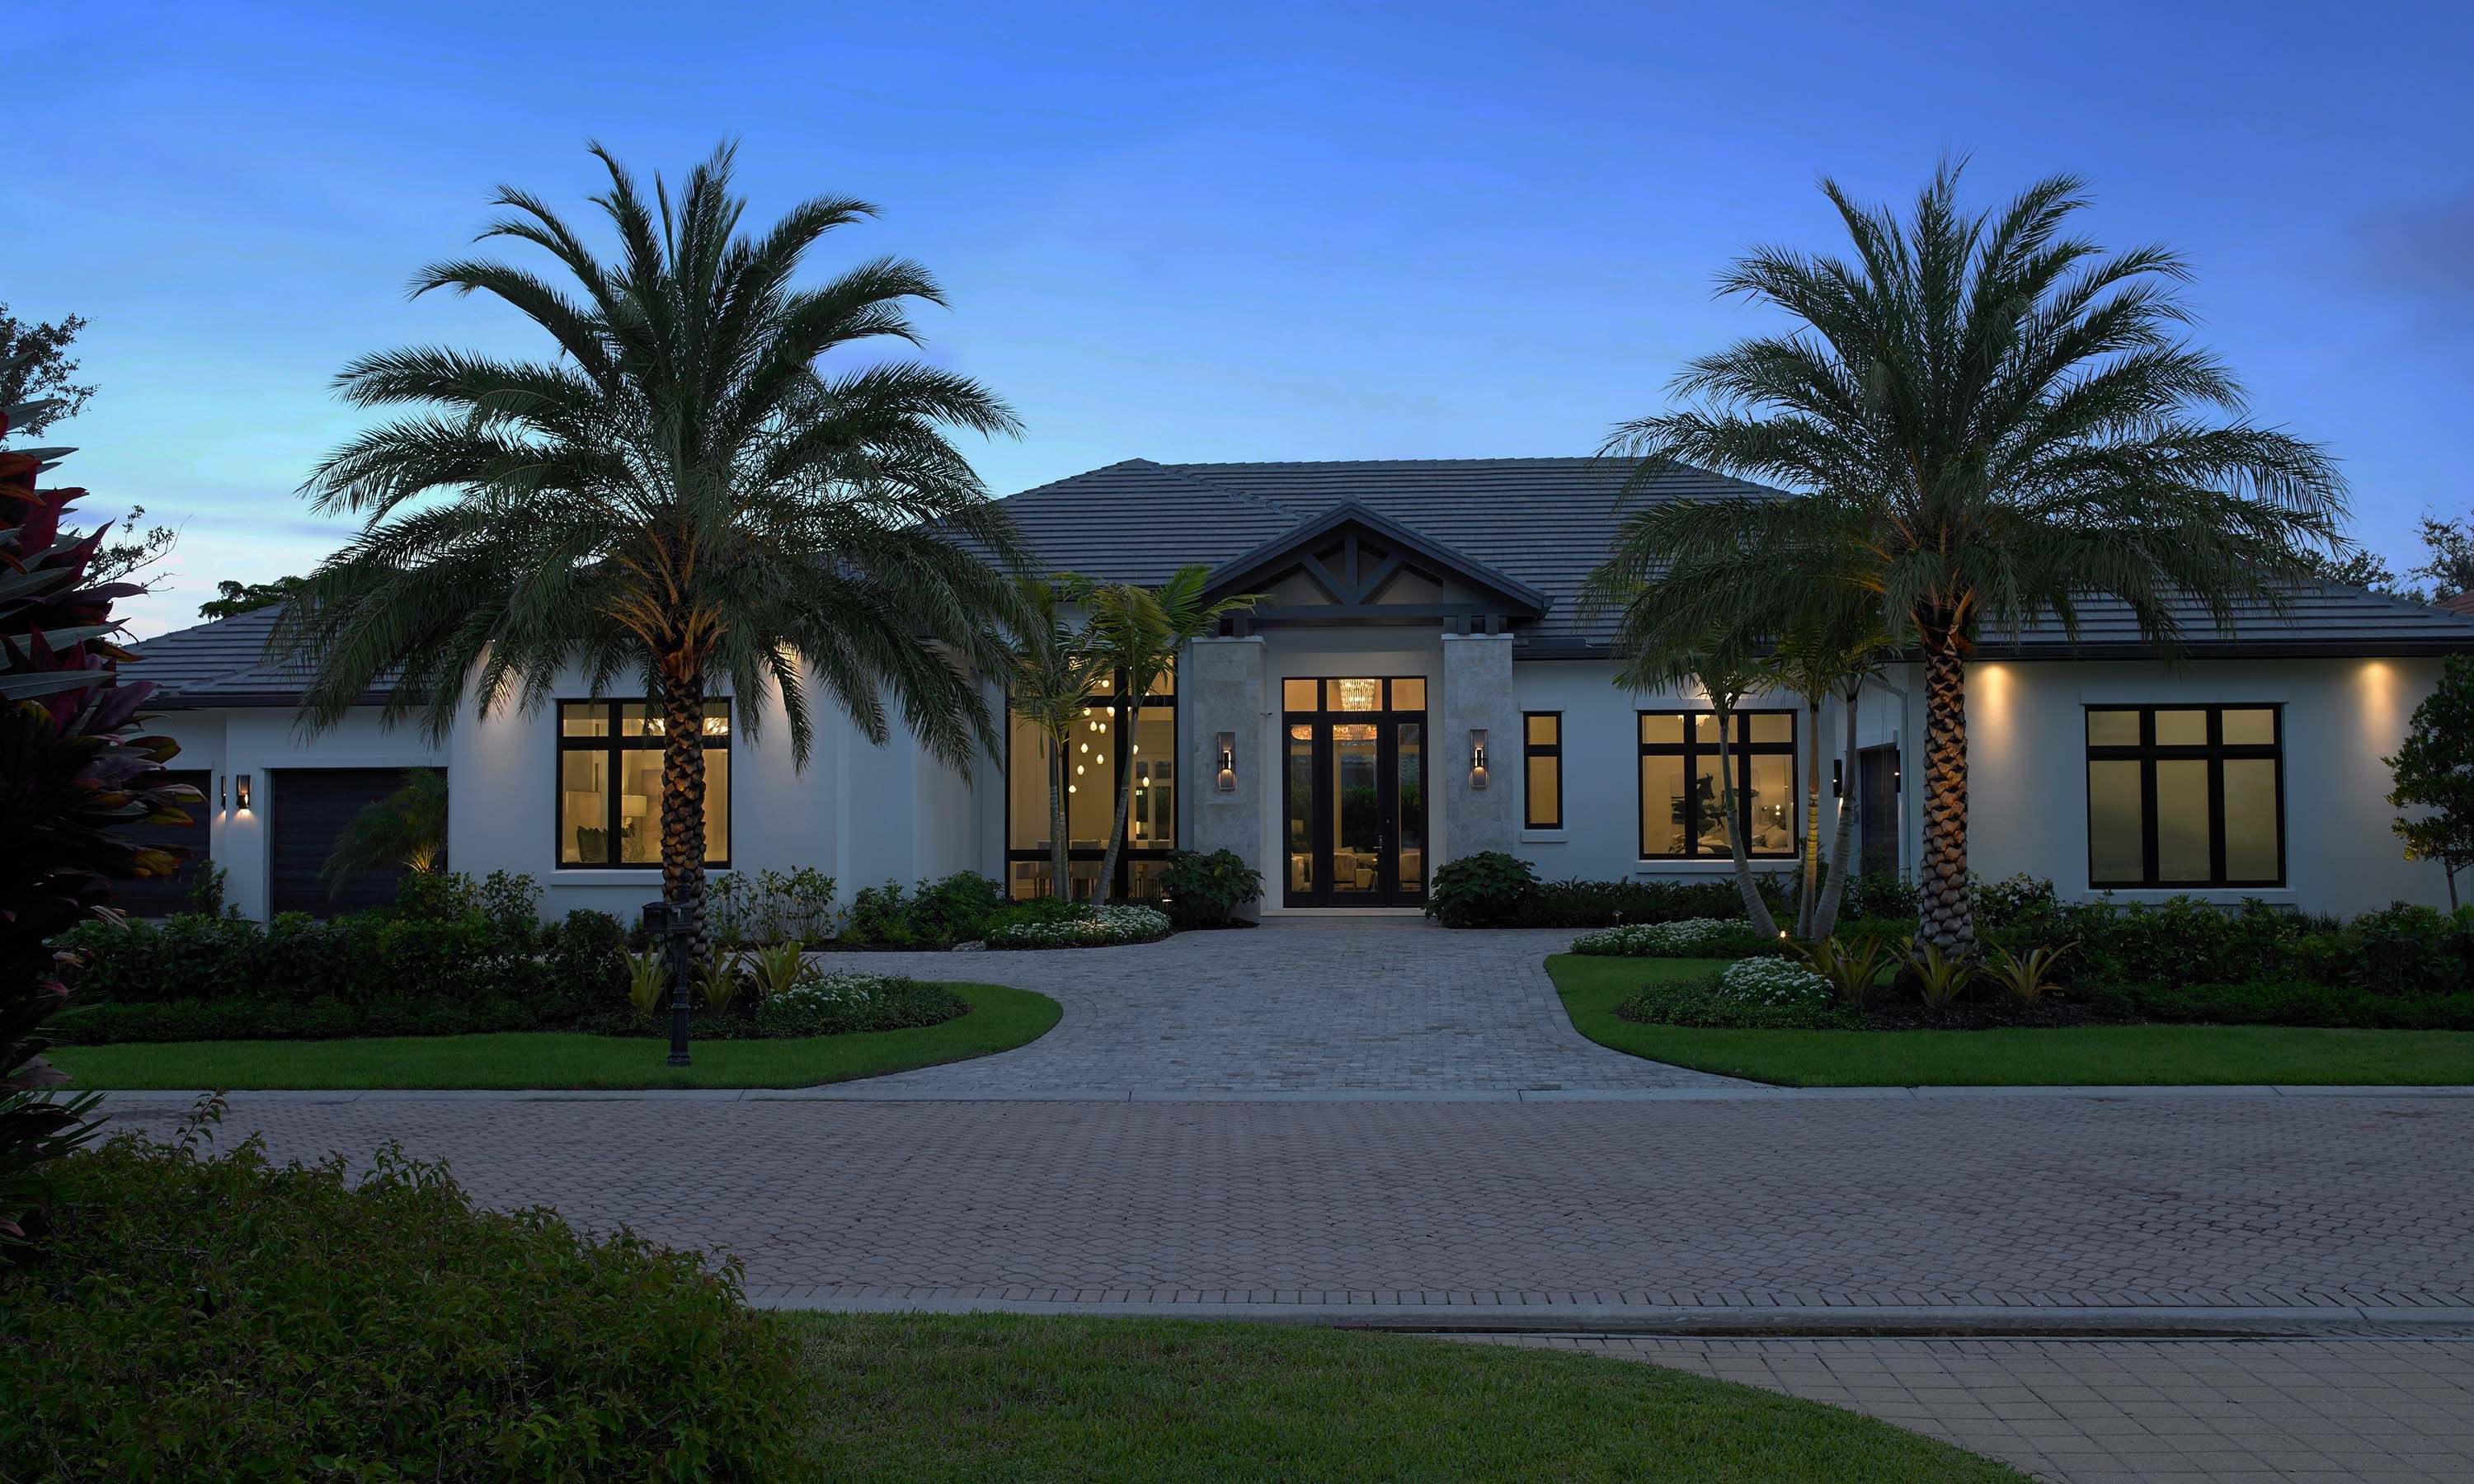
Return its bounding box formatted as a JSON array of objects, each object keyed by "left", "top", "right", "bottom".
[
  {"left": 1592, "top": 163, "right": 2345, "bottom": 953},
  {"left": 1005, "top": 575, "right": 1103, "bottom": 902},
  {"left": 1080, "top": 566, "right": 1264, "bottom": 904},
  {"left": 277, "top": 143, "right": 1025, "bottom": 946}
]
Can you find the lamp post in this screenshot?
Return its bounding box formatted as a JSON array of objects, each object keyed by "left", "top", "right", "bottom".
[{"left": 641, "top": 899, "right": 694, "bottom": 1066}]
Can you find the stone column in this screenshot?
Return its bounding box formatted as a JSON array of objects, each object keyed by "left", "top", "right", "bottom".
[
  {"left": 1439, "top": 631, "right": 1519, "bottom": 862},
  {"left": 1182, "top": 635, "right": 1268, "bottom": 909}
]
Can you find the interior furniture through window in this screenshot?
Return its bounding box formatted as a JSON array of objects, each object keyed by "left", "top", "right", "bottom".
[
  {"left": 2084, "top": 704, "right": 2284, "bottom": 888},
  {"left": 1636, "top": 709, "right": 1797, "bottom": 859},
  {"left": 557, "top": 700, "right": 731, "bottom": 867}
]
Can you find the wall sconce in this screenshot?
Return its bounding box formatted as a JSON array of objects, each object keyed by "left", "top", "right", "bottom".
[
  {"left": 1469, "top": 728, "right": 1489, "bottom": 789},
  {"left": 233, "top": 774, "right": 252, "bottom": 812},
  {"left": 219, "top": 775, "right": 228, "bottom": 812},
  {"left": 1831, "top": 759, "right": 1842, "bottom": 798},
  {"left": 1215, "top": 732, "right": 1236, "bottom": 792}
]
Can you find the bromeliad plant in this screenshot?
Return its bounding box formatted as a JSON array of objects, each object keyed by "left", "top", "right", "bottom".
[
  {"left": 1985, "top": 942, "right": 2074, "bottom": 1003},
  {"left": 623, "top": 950, "right": 668, "bottom": 1021},
  {"left": 1794, "top": 933, "right": 1894, "bottom": 1006},
  {"left": 739, "top": 940, "right": 806, "bottom": 1002},
  {"left": 694, "top": 951, "right": 743, "bottom": 1016},
  {"left": 1904, "top": 937, "right": 1979, "bottom": 1011},
  {"left": 1, "top": 385, "right": 202, "bottom": 1245}
]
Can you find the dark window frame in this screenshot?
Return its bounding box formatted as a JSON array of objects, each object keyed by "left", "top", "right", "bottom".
[
  {"left": 2083, "top": 704, "right": 2285, "bottom": 889},
  {"left": 554, "top": 699, "right": 732, "bottom": 871},
  {"left": 1636, "top": 708, "right": 1799, "bottom": 861},
  {"left": 1522, "top": 711, "right": 1563, "bottom": 829},
  {"left": 1003, "top": 669, "right": 1178, "bottom": 898},
  {"left": 1279, "top": 676, "right": 1430, "bottom": 907}
]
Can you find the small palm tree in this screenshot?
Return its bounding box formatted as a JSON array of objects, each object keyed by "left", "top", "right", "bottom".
[
  {"left": 320, "top": 766, "right": 447, "bottom": 895},
  {"left": 1081, "top": 566, "right": 1263, "bottom": 903},
  {"left": 278, "top": 143, "right": 1026, "bottom": 947},
  {"left": 1593, "top": 163, "right": 2345, "bottom": 953},
  {"left": 1005, "top": 575, "right": 1103, "bottom": 902},
  {"left": 1612, "top": 632, "right": 1782, "bottom": 938}
]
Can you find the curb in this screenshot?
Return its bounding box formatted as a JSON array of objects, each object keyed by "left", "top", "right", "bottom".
[
  {"left": 746, "top": 1296, "right": 2474, "bottom": 1337},
  {"left": 89, "top": 1083, "right": 2474, "bottom": 1106}
]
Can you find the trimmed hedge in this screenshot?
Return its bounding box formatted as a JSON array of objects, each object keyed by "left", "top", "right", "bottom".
[
  {"left": 48, "top": 996, "right": 549, "bottom": 1045},
  {"left": 2095, "top": 979, "right": 2474, "bottom": 1031},
  {"left": 0, "top": 1109, "right": 803, "bottom": 1480}
]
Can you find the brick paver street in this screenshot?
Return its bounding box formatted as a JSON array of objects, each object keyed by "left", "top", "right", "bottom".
[
  {"left": 840, "top": 919, "right": 1746, "bottom": 1093},
  {"left": 102, "top": 1091, "right": 2474, "bottom": 1312},
  {"left": 1465, "top": 1336, "right": 2474, "bottom": 1482}
]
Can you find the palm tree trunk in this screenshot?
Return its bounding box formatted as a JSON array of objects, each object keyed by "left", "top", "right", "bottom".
[
  {"left": 1813, "top": 682, "right": 1863, "bottom": 939},
  {"left": 659, "top": 670, "right": 711, "bottom": 960},
  {"left": 1048, "top": 735, "right": 1070, "bottom": 903},
  {"left": 1712, "top": 705, "right": 1780, "bottom": 938},
  {"left": 1918, "top": 641, "right": 1974, "bottom": 956},
  {"left": 1095, "top": 753, "right": 1135, "bottom": 905},
  {"left": 1797, "top": 695, "right": 1823, "bottom": 937}
]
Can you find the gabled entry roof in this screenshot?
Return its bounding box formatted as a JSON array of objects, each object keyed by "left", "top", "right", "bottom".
[{"left": 1198, "top": 499, "right": 1548, "bottom": 633}]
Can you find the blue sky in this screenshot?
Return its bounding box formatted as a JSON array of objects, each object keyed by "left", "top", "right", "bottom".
[{"left": 15, "top": 0, "right": 2472, "bottom": 636}]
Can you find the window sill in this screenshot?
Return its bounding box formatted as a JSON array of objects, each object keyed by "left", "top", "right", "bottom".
[
  {"left": 550, "top": 868, "right": 727, "bottom": 886},
  {"left": 1519, "top": 829, "right": 1568, "bottom": 843},
  {"left": 1633, "top": 858, "right": 1799, "bottom": 874}
]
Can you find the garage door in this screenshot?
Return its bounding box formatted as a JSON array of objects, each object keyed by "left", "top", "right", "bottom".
[
  {"left": 270, "top": 768, "right": 435, "bottom": 918},
  {"left": 113, "top": 768, "right": 212, "bottom": 918}
]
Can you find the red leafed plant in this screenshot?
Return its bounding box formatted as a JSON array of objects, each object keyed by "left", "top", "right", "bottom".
[{"left": 0, "top": 382, "right": 203, "bottom": 1247}]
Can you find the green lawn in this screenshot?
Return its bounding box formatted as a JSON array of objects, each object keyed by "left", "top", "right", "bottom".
[
  {"left": 783, "top": 1313, "right": 2024, "bottom": 1482},
  {"left": 46, "top": 982, "right": 1059, "bottom": 1091},
  {"left": 1552, "top": 955, "right": 2474, "bottom": 1087}
]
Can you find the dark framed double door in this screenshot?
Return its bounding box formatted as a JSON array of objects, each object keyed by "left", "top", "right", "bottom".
[{"left": 1282, "top": 677, "right": 1428, "bottom": 907}]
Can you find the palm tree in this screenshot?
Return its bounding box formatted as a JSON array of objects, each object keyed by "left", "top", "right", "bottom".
[
  {"left": 1080, "top": 566, "right": 1264, "bottom": 903},
  {"left": 321, "top": 766, "right": 447, "bottom": 895},
  {"left": 1005, "top": 575, "right": 1103, "bottom": 902},
  {"left": 1593, "top": 163, "right": 2345, "bottom": 953},
  {"left": 277, "top": 143, "right": 1025, "bottom": 947}
]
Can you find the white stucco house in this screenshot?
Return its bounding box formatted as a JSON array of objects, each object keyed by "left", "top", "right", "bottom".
[{"left": 124, "top": 458, "right": 2474, "bottom": 924}]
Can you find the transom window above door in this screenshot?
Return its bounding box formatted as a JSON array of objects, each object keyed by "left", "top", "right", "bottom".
[{"left": 1281, "top": 677, "right": 1426, "bottom": 712}]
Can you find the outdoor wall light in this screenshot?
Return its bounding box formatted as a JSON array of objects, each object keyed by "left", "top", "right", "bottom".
[
  {"left": 1832, "top": 758, "right": 1842, "bottom": 798},
  {"left": 218, "top": 775, "right": 228, "bottom": 812},
  {"left": 1215, "top": 732, "right": 1236, "bottom": 792},
  {"left": 234, "top": 774, "right": 252, "bottom": 811},
  {"left": 1469, "top": 728, "right": 1489, "bottom": 788}
]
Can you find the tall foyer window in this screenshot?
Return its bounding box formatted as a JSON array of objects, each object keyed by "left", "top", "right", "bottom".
[
  {"left": 2085, "top": 706, "right": 2283, "bottom": 887},
  {"left": 557, "top": 700, "right": 731, "bottom": 867},
  {"left": 1637, "top": 710, "right": 1797, "bottom": 859},
  {"left": 1005, "top": 666, "right": 1176, "bottom": 900},
  {"left": 1522, "top": 712, "right": 1562, "bottom": 829}
]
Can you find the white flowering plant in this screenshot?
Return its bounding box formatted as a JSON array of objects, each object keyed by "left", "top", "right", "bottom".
[
  {"left": 753, "top": 970, "right": 964, "bottom": 1037},
  {"left": 983, "top": 904, "right": 1173, "bottom": 950},
  {"left": 1570, "top": 918, "right": 1779, "bottom": 958},
  {"left": 1713, "top": 956, "right": 1834, "bottom": 1007},
  {"left": 1616, "top": 953, "right": 1863, "bottom": 1031}
]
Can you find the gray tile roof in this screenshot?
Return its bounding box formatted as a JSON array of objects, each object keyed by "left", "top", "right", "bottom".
[
  {"left": 127, "top": 456, "right": 2474, "bottom": 703},
  {"left": 998, "top": 458, "right": 2474, "bottom": 659}
]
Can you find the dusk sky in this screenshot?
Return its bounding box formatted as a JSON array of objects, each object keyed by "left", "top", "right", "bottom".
[{"left": 15, "top": 1, "right": 2471, "bottom": 637}]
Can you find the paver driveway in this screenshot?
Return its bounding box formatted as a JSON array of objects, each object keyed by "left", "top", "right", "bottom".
[{"left": 842, "top": 918, "right": 1744, "bottom": 1094}]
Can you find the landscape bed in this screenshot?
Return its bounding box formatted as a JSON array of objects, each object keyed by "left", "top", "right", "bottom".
[{"left": 1552, "top": 956, "right": 2474, "bottom": 1087}]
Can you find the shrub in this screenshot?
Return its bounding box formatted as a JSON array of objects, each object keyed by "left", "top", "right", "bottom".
[
  {"left": 1425, "top": 852, "right": 1539, "bottom": 927},
  {"left": 1616, "top": 964, "right": 1861, "bottom": 1031},
  {"left": 2345, "top": 902, "right": 2474, "bottom": 998},
  {"left": 1972, "top": 873, "right": 2058, "bottom": 931},
  {"left": 50, "top": 996, "right": 548, "bottom": 1044},
  {"left": 906, "top": 871, "right": 1008, "bottom": 944},
  {"left": 1569, "top": 918, "right": 1785, "bottom": 958},
  {"left": 1158, "top": 848, "right": 1263, "bottom": 927},
  {"left": 543, "top": 909, "right": 628, "bottom": 1013},
  {"left": 984, "top": 904, "right": 1172, "bottom": 949},
  {"left": 840, "top": 879, "right": 917, "bottom": 946},
  {"left": 1839, "top": 871, "right": 1919, "bottom": 922},
  {"left": 752, "top": 971, "right": 967, "bottom": 1037},
  {"left": 1515, "top": 876, "right": 1778, "bottom": 928},
  {"left": 2097, "top": 979, "right": 2474, "bottom": 1031},
  {"left": 0, "top": 1110, "right": 804, "bottom": 1479},
  {"left": 708, "top": 866, "right": 835, "bottom": 947}
]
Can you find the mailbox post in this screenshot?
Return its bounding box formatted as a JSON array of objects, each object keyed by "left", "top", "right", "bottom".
[{"left": 641, "top": 899, "right": 695, "bottom": 1067}]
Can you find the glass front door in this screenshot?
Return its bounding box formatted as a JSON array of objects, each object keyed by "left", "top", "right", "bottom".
[{"left": 1282, "top": 678, "right": 1429, "bottom": 907}]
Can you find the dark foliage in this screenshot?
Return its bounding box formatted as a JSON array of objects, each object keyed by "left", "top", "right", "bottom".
[
  {"left": 2, "top": 400, "right": 200, "bottom": 1243},
  {"left": 2095, "top": 979, "right": 2474, "bottom": 1031},
  {"left": 1158, "top": 848, "right": 1263, "bottom": 927},
  {"left": 1616, "top": 974, "right": 1863, "bottom": 1031},
  {"left": 0, "top": 1106, "right": 804, "bottom": 1479},
  {"left": 748, "top": 976, "right": 967, "bottom": 1039},
  {"left": 1424, "top": 852, "right": 1540, "bottom": 927}
]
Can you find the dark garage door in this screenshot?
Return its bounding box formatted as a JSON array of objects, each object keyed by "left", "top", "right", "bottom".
[
  {"left": 114, "top": 769, "right": 211, "bottom": 918},
  {"left": 270, "top": 768, "right": 431, "bottom": 918}
]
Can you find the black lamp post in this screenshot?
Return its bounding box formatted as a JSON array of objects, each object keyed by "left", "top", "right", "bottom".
[{"left": 642, "top": 899, "right": 694, "bottom": 1066}]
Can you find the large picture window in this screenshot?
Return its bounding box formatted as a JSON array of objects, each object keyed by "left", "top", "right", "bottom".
[
  {"left": 1638, "top": 710, "right": 1797, "bottom": 859},
  {"left": 1005, "top": 667, "right": 1175, "bottom": 899},
  {"left": 557, "top": 700, "right": 731, "bottom": 867},
  {"left": 1522, "top": 711, "right": 1562, "bottom": 829},
  {"left": 2085, "top": 705, "right": 2283, "bottom": 888}
]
